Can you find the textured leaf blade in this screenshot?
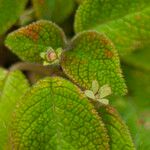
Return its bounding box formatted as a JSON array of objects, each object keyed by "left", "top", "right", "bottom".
[
  {"left": 10, "top": 77, "right": 109, "bottom": 149},
  {"left": 32, "top": 0, "right": 75, "bottom": 23},
  {"left": 0, "top": 0, "right": 27, "bottom": 35},
  {"left": 5, "top": 20, "right": 66, "bottom": 63},
  {"left": 0, "top": 70, "right": 29, "bottom": 150},
  {"left": 61, "top": 31, "right": 127, "bottom": 96},
  {"left": 75, "top": 0, "right": 150, "bottom": 55},
  {"left": 97, "top": 105, "right": 135, "bottom": 150}
]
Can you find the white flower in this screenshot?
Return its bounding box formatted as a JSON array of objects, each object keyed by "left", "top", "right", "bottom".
[{"left": 84, "top": 80, "right": 112, "bottom": 105}]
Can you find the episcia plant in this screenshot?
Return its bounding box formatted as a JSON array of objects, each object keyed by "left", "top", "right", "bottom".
[
  {"left": 0, "top": 0, "right": 149, "bottom": 149},
  {"left": 0, "top": 20, "right": 135, "bottom": 150}
]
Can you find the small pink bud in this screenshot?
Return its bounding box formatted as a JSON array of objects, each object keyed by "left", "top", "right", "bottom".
[{"left": 46, "top": 51, "right": 57, "bottom": 61}]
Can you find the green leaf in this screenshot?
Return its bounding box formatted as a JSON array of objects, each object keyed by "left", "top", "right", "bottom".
[
  {"left": 136, "top": 125, "right": 150, "bottom": 150},
  {"left": 74, "top": 0, "right": 150, "bottom": 55},
  {"left": 111, "top": 96, "right": 139, "bottom": 138},
  {"left": 97, "top": 105, "right": 135, "bottom": 150},
  {"left": 0, "top": 68, "right": 7, "bottom": 79},
  {"left": 0, "top": 68, "right": 7, "bottom": 93},
  {"left": 0, "top": 70, "right": 29, "bottom": 150},
  {"left": 123, "top": 65, "right": 150, "bottom": 111},
  {"left": 92, "top": 80, "right": 99, "bottom": 94},
  {"left": 10, "top": 77, "right": 109, "bottom": 149},
  {"left": 5, "top": 20, "right": 66, "bottom": 63},
  {"left": 122, "top": 46, "right": 150, "bottom": 72},
  {"left": 111, "top": 96, "right": 150, "bottom": 150},
  {"left": 76, "top": 0, "right": 84, "bottom": 4},
  {"left": 61, "top": 31, "right": 127, "bottom": 96},
  {"left": 32, "top": 0, "right": 75, "bottom": 23},
  {"left": 0, "top": 0, "right": 27, "bottom": 35}
]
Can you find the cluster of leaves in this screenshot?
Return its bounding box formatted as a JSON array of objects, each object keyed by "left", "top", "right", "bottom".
[{"left": 0, "top": 0, "right": 149, "bottom": 149}]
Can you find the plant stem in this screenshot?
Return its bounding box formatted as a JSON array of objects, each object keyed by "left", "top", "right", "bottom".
[{"left": 9, "top": 62, "right": 65, "bottom": 77}]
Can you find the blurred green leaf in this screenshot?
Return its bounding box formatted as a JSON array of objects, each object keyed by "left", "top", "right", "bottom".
[
  {"left": 0, "top": 0, "right": 27, "bottom": 35},
  {"left": 75, "top": 0, "right": 150, "bottom": 55},
  {"left": 5, "top": 20, "right": 66, "bottom": 63},
  {"left": 122, "top": 46, "right": 150, "bottom": 72},
  {"left": 111, "top": 97, "right": 150, "bottom": 150},
  {"left": 10, "top": 77, "right": 109, "bottom": 149},
  {"left": 32, "top": 0, "right": 75, "bottom": 23},
  {"left": 135, "top": 123, "right": 150, "bottom": 150},
  {"left": 0, "top": 70, "right": 29, "bottom": 150},
  {"left": 123, "top": 65, "right": 150, "bottom": 111},
  {"left": 61, "top": 31, "right": 127, "bottom": 95},
  {"left": 76, "top": 0, "right": 84, "bottom": 4},
  {"left": 111, "top": 97, "right": 138, "bottom": 137}
]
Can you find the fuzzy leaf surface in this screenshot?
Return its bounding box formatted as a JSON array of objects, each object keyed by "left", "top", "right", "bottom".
[
  {"left": 0, "top": 70, "right": 29, "bottom": 150},
  {"left": 0, "top": 0, "right": 27, "bottom": 35},
  {"left": 98, "top": 105, "right": 135, "bottom": 150},
  {"left": 61, "top": 31, "right": 127, "bottom": 96},
  {"left": 5, "top": 20, "right": 66, "bottom": 63},
  {"left": 10, "top": 77, "right": 109, "bottom": 149},
  {"left": 75, "top": 0, "right": 150, "bottom": 55}
]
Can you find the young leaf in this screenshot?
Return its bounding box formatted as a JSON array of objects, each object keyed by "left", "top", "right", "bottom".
[
  {"left": 61, "top": 31, "right": 127, "bottom": 96},
  {"left": 5, "top": 20, "right": 66, "bottom": 63},
  {"left": 10, "top": 77, "right": 109, "bottom": 149},
  {"left": 84, "top": 90, "right": 95, "bottom": 99},
  {"left": 92, "top": 80, "right": 99, "bottom": 94},
  {"left": 0, "top": 0, "right": 27, "bottom": 35},
  {"left": 97, "top": 99, "right": 109, "bottom": 105},
  {"left": 97, "top": 105, "right": 135, "bottom": 150},
  {"left": 32, "top": 0, "right": 75, "bottom": 23},
  {"left": 99, "top": 84, "right": 112, "bottom": 99},
  {"left": 0, "top": 70, "right": 29, "bottom": 150},
  {"left": 75, "top": 0, "right": 150, "bottom": 55}
]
